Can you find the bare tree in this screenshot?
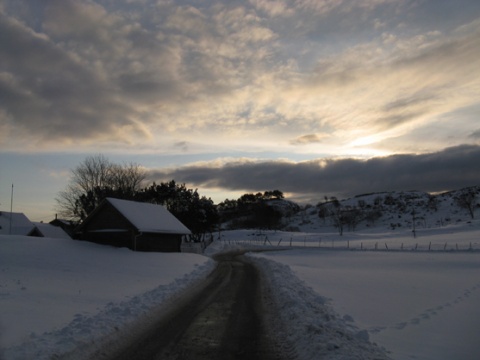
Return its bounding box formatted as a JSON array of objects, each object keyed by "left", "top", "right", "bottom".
[
  {"left": 455, "top": 188, "right": 478, "bottom": 219},
  {"left": 328, "top": 198, "right": 345, "bottom": 236},
  {"left": 71, "top": 154, "right": 112, "bottom": 193},
  {"left": 343, "top": 207, "right": 363, "bottom": 232},
  {"left": 56, "top": 155, "right": 146, "bottom": 221},
  {"left": 110, "top": 163, "right": 146, "bottom": 194}
]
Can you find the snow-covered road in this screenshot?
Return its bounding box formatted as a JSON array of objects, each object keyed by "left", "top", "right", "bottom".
[{"left": 93, "top": 253, "right": 286, "bottom": 360}]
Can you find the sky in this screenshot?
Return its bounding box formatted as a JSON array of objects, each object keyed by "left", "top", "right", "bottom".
[{"left": 1, "top": 0, "right": 480, "bottom": 221}]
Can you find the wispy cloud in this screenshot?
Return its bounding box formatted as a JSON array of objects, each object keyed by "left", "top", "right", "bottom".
[
  {"left": 1, "top": 0, "right": 479, "bottom": 158},
  {"left": 290, "top": 134, "right": 330, "bottom": 145},
  {"left": 470, "top": 129, "right": 480, "bottom": 139}
]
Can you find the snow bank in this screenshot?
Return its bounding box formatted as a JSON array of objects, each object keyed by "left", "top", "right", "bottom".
[
  {"left": 250, "top": 255, "right": 391, "bottom": 360},
  {"left": 249, "top": 236, "right": 480, "bottom": 359},
  {"left": 0, "top": 235, "right": 215, "bottom": 360}
]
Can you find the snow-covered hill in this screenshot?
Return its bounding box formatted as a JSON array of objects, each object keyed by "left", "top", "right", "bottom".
[{"left": 288, "top": 186, "right": 480, "bottom": 233}]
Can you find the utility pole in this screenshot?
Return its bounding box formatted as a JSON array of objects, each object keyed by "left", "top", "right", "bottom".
[
  {"left": 411, "top": 207, "right": 416, "bottom": 238},
  {"left": 9, "top": 183, "right": 14, "bottom": 235}
]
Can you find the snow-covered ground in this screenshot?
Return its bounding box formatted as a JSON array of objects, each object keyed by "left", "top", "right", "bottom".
[
  {"left": 0, "top": 236, "right": 215, "bottom": 359},
  {"left": 215, "top": 225, "right": 480, "bottom": 359},
  {"left": 249, "top": 246, "right": 480, "bottom": 360},
  {"left": 1, "top": 221, "right": 480, "bottom": 359}
]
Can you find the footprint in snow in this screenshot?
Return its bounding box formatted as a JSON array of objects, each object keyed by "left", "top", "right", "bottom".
[{"left": 391, "top": 285, "right": 479, "bottom": 332}]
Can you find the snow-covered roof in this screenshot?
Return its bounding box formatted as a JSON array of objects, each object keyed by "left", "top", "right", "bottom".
[
  {"left": 106, "top": 198, "right": 191, "bottom": 235},
  {"left": 0, "top": 211, "right": 35, "bottom": 236},
  {"left": 33, "top": 222, "right": 71, "bottom": 239}
]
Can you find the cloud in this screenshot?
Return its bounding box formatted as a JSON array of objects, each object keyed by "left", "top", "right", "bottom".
[
  {"left": 295, "top": 17, "right": 480, "bottom": 147},
  {"left": 382, "top": 92, "right": 438, "bottom": 112},
  {"left": 148, "top": 145, "right": 480, "bottom": 202},
  {"left": 290, "top": 133, "right": 329, "bottom": 145},
  {"left": 249, "top": 0, "right": 294, "bottom": 17},
  {"left": 0, "top": 10, "right": 150, "bottom": 148},
  {"left": 1, "top": 0, "right": 480, "bottom": 156},
  {"left": 470, "top": 129, "right": 480, "bottom": 139},
  {"left": 174, "top": 141, "right": 189, "bottom": 152}
]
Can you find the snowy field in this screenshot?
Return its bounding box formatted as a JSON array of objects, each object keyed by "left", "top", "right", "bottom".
[
  {"left": 0, "top": 236, "right": 215, "bottom": 360},
  {"left": 1, "top": 222, "right": 480, "bottom": 359},
  {"left": 249, "top": 248, "right": 480, "bottom": 360}
]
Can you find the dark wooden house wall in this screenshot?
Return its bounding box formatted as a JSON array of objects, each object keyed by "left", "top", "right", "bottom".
[
  {"left": 50, "top": 219, "right": 76, "bottom": 237},
  {"left": 136, "top": 233, "right": 182, "bottom": 252},
  {"left": 28, "top": 227, "right": 44, "bottom": 237},
  {"left": 78, "top": 201, "right": 137, "bottom": 249},
  {"left": 85, "top": 230, "right": 133, "bottom": 249},
  {"left": 83, "top": 202, "right": 133, "bottom": 232}
]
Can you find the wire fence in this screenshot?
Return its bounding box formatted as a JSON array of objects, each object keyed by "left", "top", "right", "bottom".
[
  {"left": 216, "top": 233, "right": 480, "bottom": 253},
  {"left": 181, "top": 236, "right": 214, "bottom": 254}
]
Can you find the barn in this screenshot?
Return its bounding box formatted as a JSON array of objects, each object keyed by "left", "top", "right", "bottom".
[{"left": 75, "top": 198, "right": 191, "bottom": 252}]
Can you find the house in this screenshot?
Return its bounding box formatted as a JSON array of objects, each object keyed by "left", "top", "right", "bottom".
[
  {"left": 33, "top": 222, "right": 72, "bottom": 239},
  {"left": 0, "top": 211, "right": 73, "bottom": 239},
  {"left": 74, "top": 198, "right": 191, "bottom": 252},
  {"left": 0, "top": 211, "right": 37, "bottom": 236},
  {"left": 49, "top": 215, "right": 76, "bottom": 237}
]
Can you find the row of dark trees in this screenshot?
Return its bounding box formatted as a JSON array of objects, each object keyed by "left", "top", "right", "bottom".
[{"left": 217, "top": 190, "right": 286, "bottom": 230}]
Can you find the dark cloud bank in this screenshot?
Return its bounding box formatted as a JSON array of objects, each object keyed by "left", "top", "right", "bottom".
[{"left": 150, "top": 145, "right": 480, "bottom": 202}]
